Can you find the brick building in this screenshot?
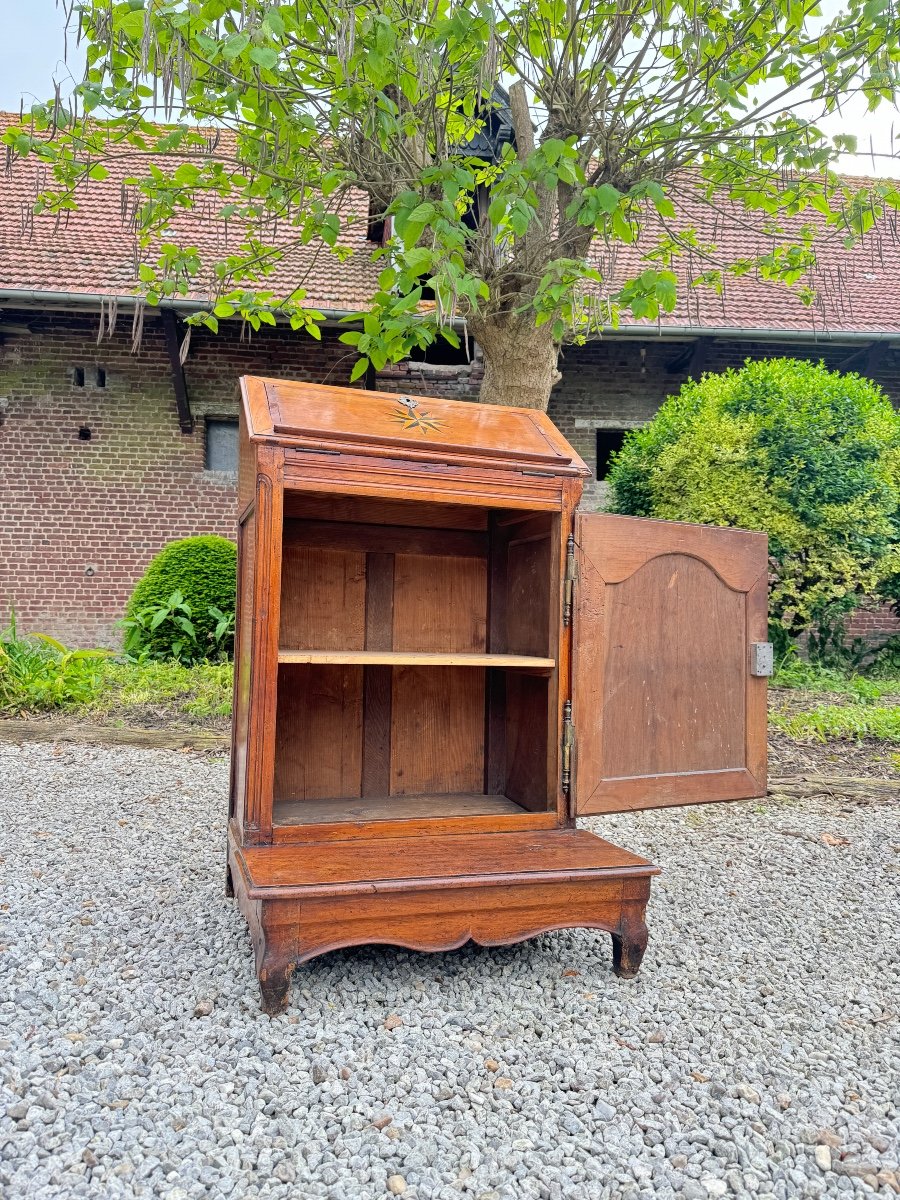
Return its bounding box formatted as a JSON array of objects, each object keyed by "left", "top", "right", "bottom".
[{"left": 2, "top": 112, "right": 900, "bottom": 644}]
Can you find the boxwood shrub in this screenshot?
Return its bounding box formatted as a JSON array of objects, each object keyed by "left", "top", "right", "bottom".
[
  {"left": 607, "top": 358, "right": 900, "bottom": 653},
  {"left": 125, "top": 536, "right": 237, "bottom": 660}
]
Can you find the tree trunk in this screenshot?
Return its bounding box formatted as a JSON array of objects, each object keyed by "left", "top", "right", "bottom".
[{"left": 472, "top": 314, "right": 561, "bottom": 410}]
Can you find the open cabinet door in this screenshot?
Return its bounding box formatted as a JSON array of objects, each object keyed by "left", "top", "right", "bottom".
[{"left": 573, "top": 513, "right": 769, "bottom": 815}]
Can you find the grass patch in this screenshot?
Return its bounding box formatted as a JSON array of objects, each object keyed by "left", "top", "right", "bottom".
[
  {"left": 772, "top": 657, "right": 900, "bottom": 699},
  {"left": 90, "top": 660, "right": 233, "bottom": 719},
  {"left": 770, "top": 703, "right": 900, "bottom": 743}
]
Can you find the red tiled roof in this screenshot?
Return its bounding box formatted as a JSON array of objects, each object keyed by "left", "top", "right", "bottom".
[
  {"left": 589, "top": 178, "right": 900, "bottom": 335},
  {"left": 1, "top": 111, "right": 899, "bottom": 334},
  {"left": 0, "top": 113, "right": 379, "bottom": 312}
]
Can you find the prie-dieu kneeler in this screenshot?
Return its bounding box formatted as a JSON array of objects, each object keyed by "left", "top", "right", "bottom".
[{"left": 227, "top": 377, "right": 770, "bottom": 1013}]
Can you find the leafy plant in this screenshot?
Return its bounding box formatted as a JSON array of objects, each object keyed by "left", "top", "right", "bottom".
[
  {"left": 123, "top": 591, "right": 235, "bottom": 666},
  {"left": 868, "top": 635, "right": 900, "bottom": 679},
  {"left": 126, "top": 537, "right": 236, "bottom": 661},
  {"left": 7, "top": 1, "right": 900, "bottom": 409},
  {"left": 608, "top": 359, "right": 900, "bottom": 652},
  {"left": 0, "top": 611, "right": 109, "bottom": 714}
]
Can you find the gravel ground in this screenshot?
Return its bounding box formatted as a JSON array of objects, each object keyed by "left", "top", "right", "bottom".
[{"left": 0, "top": 743, "right": 897, "bottom": 1200}]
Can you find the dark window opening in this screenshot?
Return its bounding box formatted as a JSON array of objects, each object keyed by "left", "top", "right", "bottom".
[
  {"left": 367, "top": 195, "right": 387, "bottom": 244},
  {"left": 95, "top": 367, "right": 106, "bottom": 388},
  {"left": 595, "top": 429, "right": 630, "bottom": 480},
  {"left": 72, "top": 367, "right": 85, "bottom": 387},
  {"left": 78, "top": 426, "right": 92, "bottom": 442},
  {"left": 205, "top": 418, "right": 239, "bottom": 472},
  {"left": 408, "top": 339, "right": 473, "bottom": 367}
]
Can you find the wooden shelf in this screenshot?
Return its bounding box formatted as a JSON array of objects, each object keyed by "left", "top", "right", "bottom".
[
  {"left": 274, "top": 792, "right": 527, "bottom": 827},
  {"left": 277, "top": 650, "right": 555, "bottom": 669}
]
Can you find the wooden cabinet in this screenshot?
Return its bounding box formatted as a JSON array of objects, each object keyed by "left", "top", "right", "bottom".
[{"left": 228, "top": 378, "right": 770, "bottom": 1012}]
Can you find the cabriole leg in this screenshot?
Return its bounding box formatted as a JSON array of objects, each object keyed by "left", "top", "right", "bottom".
[
  {"left": 611, "top": 915, "right": 649, "bottom": 979},
  {"left": 258, "top": 957, "right": 293, "bottom": 1015}
]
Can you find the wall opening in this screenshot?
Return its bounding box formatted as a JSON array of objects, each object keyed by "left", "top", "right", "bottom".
[
  {"left": 205, "top": 418, "right": 239, "bottom": 472},
  {"left": 595, "top": 429, "right": 631, "bottom": 481}
]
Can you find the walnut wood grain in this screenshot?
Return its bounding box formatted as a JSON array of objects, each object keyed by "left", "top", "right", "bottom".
[
  {"left": 362, "top": 552, "right": 394, "bottom": 797},
  {"left": 274, "top": 664, "right": 363, "bottom": 801},
  {"left": 228, "top": 825, "right": 655, "bottom": 1011},
  {"left": 390, "top": 666, "right": 485, "bottom": 795},
  {"left": 392, "top": 553, "right": 487, "bottom": 653},
  {"left": 241, "top": 377, "right": 588, "bottom": 473},
  {"left": 242, "top": 445, "right": 284, "bottom": 843},
  {"left": 573, "top": 512, "right": 769, "bottom": 815},
  {"left": 273, "top": 792, "right": 527, "bottom": 826},
  {"left": 236, "top": 827, "right": 657, "bottom": 894},
  {"left": 277, "top": 651, "right": 555, "bottom": 668}
]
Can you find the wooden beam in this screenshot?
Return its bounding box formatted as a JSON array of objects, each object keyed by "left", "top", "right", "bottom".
[{"left": 161, "top": 308, "right": 194, "bottom": 434}]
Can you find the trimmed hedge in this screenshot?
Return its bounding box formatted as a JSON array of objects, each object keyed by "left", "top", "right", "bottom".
[
  {"left": 125, "top": 536, "right": 237, "bottom": 660},
  {"left": 607, "top": 358, "right": 900, "bottom": 651}
]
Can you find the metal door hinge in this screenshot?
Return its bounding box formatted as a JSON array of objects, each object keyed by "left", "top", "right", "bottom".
[
  {"left": 563, "top": 534, "right": 578, "bottom": 626},
  {"left": 750, "top": 642, "right": 774, "bottom": 677},
  {"left": 562, "top": 699, "right": 575, "bottom": 797}
]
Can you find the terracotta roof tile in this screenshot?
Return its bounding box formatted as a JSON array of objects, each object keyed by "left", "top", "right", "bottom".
[
  {"left": 2, "top": 112, "right": 898, "bottom": 334},
  {"left": 0, "top": 113, "right": 379, "bottom": 311}
]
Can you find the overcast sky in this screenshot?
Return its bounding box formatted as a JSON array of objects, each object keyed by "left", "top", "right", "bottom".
[{"left": 2, "top": 0, "right": 898, "bottom": 179}]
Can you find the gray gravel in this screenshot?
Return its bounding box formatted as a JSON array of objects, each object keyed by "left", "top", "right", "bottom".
[{"left": 1, "top": 742, "right": 897, "bottom": 1200}]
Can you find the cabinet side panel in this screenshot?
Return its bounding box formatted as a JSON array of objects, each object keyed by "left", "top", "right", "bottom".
[
  {"left": 505, "top": 522, "right": 553, "bottom": 658},
  {"left": 230, "top": 509, "right": 255, "bottom": 833},
  {"left": 392, "top": 554, "right": 487, "bottom": 652},
  {"left": 279, "top": 537, "right": 366, "bottom": 651},
  {"left": 237, "top": 409, "right": 257, "bottom": 513},
  {"left": 390, "top": 666, "right": 485, "bottom": 795},
  {"left": 243, "top": 445, "right": 284, "bottom": 841},
  {"left": 274, "top": 664, "right": 363, "bottom": 800}
]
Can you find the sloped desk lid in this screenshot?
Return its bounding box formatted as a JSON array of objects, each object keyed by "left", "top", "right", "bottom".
[{"left": 240, "top": 377, "right": 588, "bottom": 476}]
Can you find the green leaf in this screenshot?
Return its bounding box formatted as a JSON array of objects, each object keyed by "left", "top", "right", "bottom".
[
  {"left": 249, "top": 46, "right": 278, "bottom": 70},
  {"left": 349, "top": 357, "right": 370, "bottom": 382},
  {"left": 594, "top": 184, "right": 622, "bottom": 215},
  {"left": 222, "top": 32, "right": 250, "bottom": 60}
]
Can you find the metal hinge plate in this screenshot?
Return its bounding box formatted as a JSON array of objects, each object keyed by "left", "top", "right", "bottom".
[
  {"left": 562, "top": 699, "right": 575, "bottom": 797},
  {"left": 750, "top": 642, "right": 774, "bottom": 677},
  {"left": 563, "top": 534, "right": 579, "bottom": 626}
]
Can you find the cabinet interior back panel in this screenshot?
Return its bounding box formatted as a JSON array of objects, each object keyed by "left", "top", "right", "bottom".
[
  {"left": 390, "top": 665, "right": 486, "bottom": 795},
  {"left": 392, "top": 553, "right": 487, "bottom": 653},
  {"left": 274, "top": 664, "right": 364, "bottom": 800},
  {"left": 280, "top": 536, "right": 366, "bottom": 650}
]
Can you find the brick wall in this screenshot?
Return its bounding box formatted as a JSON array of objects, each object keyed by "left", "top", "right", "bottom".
[
  {"left": 0, "top": 309, "right": 353, "bottom": 646},
  {"left": 3, "top": 310, "right": 899, "bottom": 646}
]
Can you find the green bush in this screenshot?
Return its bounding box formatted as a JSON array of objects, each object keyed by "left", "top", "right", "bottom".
[
  {"left": 125, "top": 536, "right": 237, "bottom": 661},
  {"left": 607, "top": 358, "right": 900, "bottom": 653},
  {"left": 0, "top": 612, "right": 108, "bottom": 714}
]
